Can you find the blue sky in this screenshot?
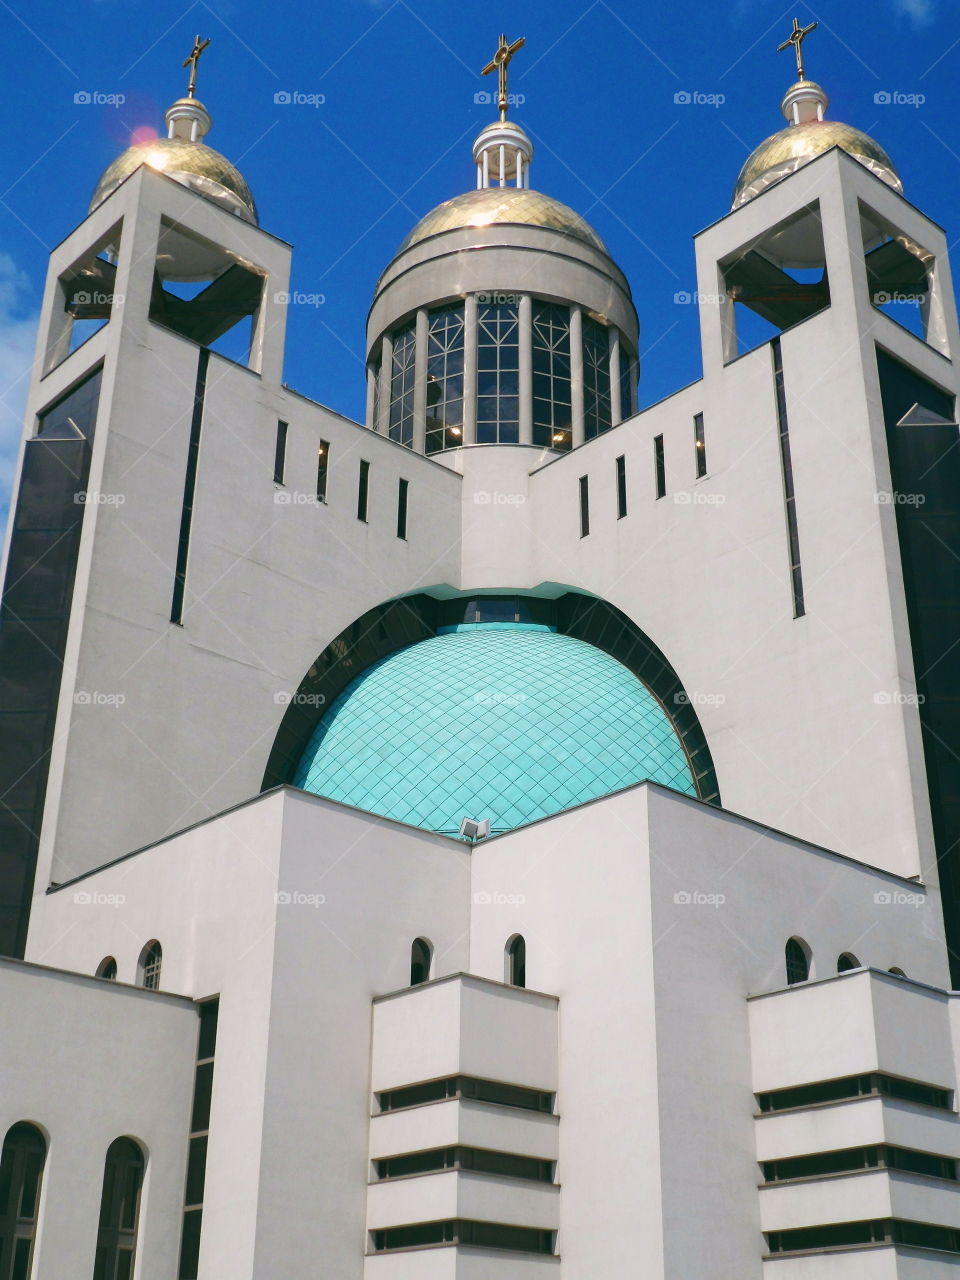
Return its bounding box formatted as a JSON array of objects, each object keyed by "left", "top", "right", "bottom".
[{"left": 0, "top": 0, "right": 956, "bottom": 512}]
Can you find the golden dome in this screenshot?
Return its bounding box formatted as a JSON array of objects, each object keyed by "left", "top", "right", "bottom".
[
  {"left": 732, "top": 119, "right": 901, "bottom": 208},
  {"left": 397, "top": 187, "right": 607, "bottom": 255},
  {"left": 90, "top": 136, "right": 258, "bottom": 223}
]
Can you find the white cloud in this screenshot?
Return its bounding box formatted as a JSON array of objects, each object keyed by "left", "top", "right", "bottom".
[{"left": 0, "top": 253, "right": 39, "bottom": 521}]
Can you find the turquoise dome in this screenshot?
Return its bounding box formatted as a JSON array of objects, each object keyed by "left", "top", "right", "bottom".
[{"left": 293, "top": 623, "right": 696, "bottom": 835}]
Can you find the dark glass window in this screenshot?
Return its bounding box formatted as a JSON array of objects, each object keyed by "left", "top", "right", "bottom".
[
  {"left": 694, "top": 413, "right": 706, "bottom": 478},
  {"left": 837, "top": 952, "right": 860, "bottom": 972},
  {"left": 769, "top": 1218, "right": 960, "bottom": 1255},
  {"left": 376, "top": 1146, "right": 554, "bottom": 1183},
  {"left": 425, "top": 305, "right": 465, "bottom": 453},
  {"left": 410, "top": 938, "right": 431, "bottom": 985},
  {"left": 757, "top": 1072, "right": 952, "bottom": 1114},
  {"left": 372, "top": 1220, "right": 554, "bottom": 1254},
  {"left": 378, "top": 1076, "right": 553, "bottom": 1114},
  {"left": 0, "top": 1123, "right": 46, "bottom": 1280},
  {"left": 357, "top": 460, "right": 370, "bottom": 522},
  {"left": 476, "top": 303, "right": 520, "bottom": 444},
  {"left": 371, "top": 354, "right": 382, "bottom": 432},
  {"left": 507, "top": 935, "right": 526, "bottom": 988},
  {"left": 772, "top": 339, "right": 805, "bottom": 617},
  {"left": 763, "top": 1144, "right": 957, "bottom": 1182},
  {"left": 582, "top": 316, "right": 612, "bottom": 440},
  {"left": 397, "top": 479, "right": 408, "bottom": 540},
  {"left": 532, "top": 303, "right": 572, "bottom": 450},
  {"left": 616, "top": 455, "right": 627, "bottom": 519},
  {"left": 94, "top": 1138, "right": 144, "bottom": 1280},
  {"left": 96, "top": 957, "right": 117, "bottom": 981},
  {"left": 273, "top": 421, "right": 287, "bottom": 484},
  {"left": 139, "top": 941, "right": 162, "bottom": 990},
  {"left": 654, "top": 435, "right": 666, "bottom": 499},
  {"left": 389, "top": 322, "right": 416, "bottom": 448},
  {"left": 179, "top": 998, "right": 218, "bottom": 1280},
  {"left": 785, "top": 937, "right": 809, "bottom": 985},
  {"left": 619, "top": 343, "right": 635, "bottom": 420},
  {"left": 316, "top": 442, "right": 329, "bottom": 503},
  {"left": 579, "top": 475, "right": 589, "bottom": 538}
]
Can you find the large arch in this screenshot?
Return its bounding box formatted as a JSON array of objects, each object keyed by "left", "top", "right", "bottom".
[{"left": 261, "top": 591, "right": 720, "bottom": 807}]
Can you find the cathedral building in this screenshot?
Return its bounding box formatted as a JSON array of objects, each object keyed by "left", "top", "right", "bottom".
[{"left": 3, "top": 22, "right": 960, "bottom": 1279}]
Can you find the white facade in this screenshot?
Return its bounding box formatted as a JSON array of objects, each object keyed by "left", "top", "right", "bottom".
[{"left": 3, "top": 50, "right": 960, "bottom": 1280}]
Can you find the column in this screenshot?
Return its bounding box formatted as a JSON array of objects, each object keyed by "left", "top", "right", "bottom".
[
  {"left": 609, "top": 329, "right": 622, "bottom": 425},
  {"left": 377, "top": 332, "right": 393, "bottom": 435},
  {"left": 570, "top": 305, "right": 585, "bottom": 448},
  {"left": 463, "top": 293, "right": 479, "bottom": 445},
  {"left": 519, "top": 294, "right": 533, "bottom": 445},
  {"left": 365, "top": 361, "right": 377, "bottom": 427},
  {"left": 412, "top": 307, "right": 429, "bottom": 454}
]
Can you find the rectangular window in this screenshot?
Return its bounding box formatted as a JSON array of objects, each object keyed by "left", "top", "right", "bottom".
[
  {"left": 273, "top": 420, "right": 288, "bottom": 485},
  {"left": 616, "top": 454, "right": 627, "bottom": 519},
  {"left": 316, "top": 441, "right": 329, "bottom": 503},
  {"left": 756, "top": 1071, "right": 952, "bottom": 1114},
  {"left": 397, "top": 478, "right": 408, "bottom": 539},
  {"left": 694, "top": 412, "right": 706, "bottom": 478},
  {"left": 582, "top": 315, "right": 612, "bottom": 440},
  {"left": 476, "top": 301, "right": 521, "bottom": 444},
  {"left": 376, "top": 1146, "right": 555, "bottom": 1183},
  {"left": 762, "top": 1144, "right": 957, "bottom": 1183},
  {"left": 772, "top": 339, "right": 805, "bottom": 617},
  {"left": 378, "top": 1075, "right": 554, "bottom": 1114},
  {"left": 532, "top": 302, "right": 572, "bottom": 450},
  {"left": 425, "top": 304, "right": 465, "bottom": 453},
  {"left": 372, "top": 1220, "right": 554, "bottom": 1254},
  {"left": 357, "top": 460, "right": 369, "bottom": 522},
  {"left": 654, "top": 434, "right": 666, "bottom": 499},
  {"left": 579, "top": 475, "right": 590, "bottom": 537},
  {"left": 388, "top": 322, "right": 416, "bottom": 448},
  {"left": 178, "top": 997, "right": 218, "bottom": 1280}
]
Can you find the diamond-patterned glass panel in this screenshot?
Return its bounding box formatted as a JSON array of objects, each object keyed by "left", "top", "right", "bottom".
[{"left": 294, "top": 624, "right": 696, "bottom": 835}]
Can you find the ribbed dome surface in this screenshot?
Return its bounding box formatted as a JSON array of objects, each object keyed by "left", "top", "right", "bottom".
[
  {"left": 396, "top": 187, "right": 607, "bottom": 255},
  {"left": 293, "top": 624, "right": 696, "bottom": 835}
]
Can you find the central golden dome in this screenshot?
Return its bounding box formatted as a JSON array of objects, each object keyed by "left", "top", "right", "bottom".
[
  {"left": 90, "top": 136, "right": 257, "bottom": 223},
  {"left": 397, "top": 187, "right": 607, "bottom": 255}
]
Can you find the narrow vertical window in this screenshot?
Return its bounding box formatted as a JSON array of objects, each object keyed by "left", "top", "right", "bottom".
[
  {"left": 138, "top": 940, "right": 162, "bottom": 990},
  {"left": 178, "top": 998, "right": 218, "bottom": 1280},
  {"left": 425, "top": 304, "right": 465, "bottom": 453},
  {"left": 785, "top": 937, "right": 811, "bottom": 985},
  {"left": 0, "top": 1123, "right": 46, "bottom": 1280},
  {"left": 654, "top": 435, "right": 666, "bottom": 499},
  {"left": 532, "top": 303, "right": 572, "bottom": 450},
  {"left": 95, "top": 1138, "right": 144, "bottom": 1280},
  {"left": 316, "top": 442, "right": 329, "bottom": 503},
  {"left": 616, "top": 455, "right": 627, "bottom": 519},
  {"left": 579, "top": 475, "right": 590, "bottom": 538},
  {"left": 273, "top": 420, "right": 288, "bottom": 485},
  {"left": 694, "top": 412, "right": 707, "bottom": 478},
  {"left": 410, "top": 938, "right": 432, "bottom": 985},
  {"left": 397, "top": 478, "right": 408, "bottom": 540},
  {"left": 476, "top": 301, "right": 520, "bottom": 444},
  {"left": 772, "top": 340, "right": 805, "bottom": 618},
  {"left": 388, "top": 322, "right": 416, "bottom": 448},
  {"left": 582, "top": 316, "right": 613, "bottom": 440},
  {"left": 507, "top": 935, "right": 526, "bottom": 988},
  {"left": 357, "top": 460, "right": 370, "bottom": 522}
]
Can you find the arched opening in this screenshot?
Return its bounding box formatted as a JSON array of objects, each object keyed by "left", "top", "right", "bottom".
[
  {"left": 506, "top": 935, "right": 526, "bottom": 988},
  {"left": 889, "top": 966, "right": 907, "bottom": 977},
  {"left": 95, "top": 1137, "right": 145, "bottom": 1280},
  {"left": 410, "top": 938, "right": 432, "bottom": 986},
  {"left": 0, "top": 1122, "right": 46, "bottom": 1279},
  {"left": 138, "top": 941, "right": 162, "bottom": 990},
  {"left": 785, "top": 937, "right": 811, "bottom": 986},
  {"left": 837, "top": 952, "right": 860, "bottom": 973},
  {"left": 96, "top": 957, "right": 117, "bottom": 981}
]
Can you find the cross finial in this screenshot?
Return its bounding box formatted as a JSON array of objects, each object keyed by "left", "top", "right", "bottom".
[
  {"left": 481, "top": 33, "right": 526, "bottom": 122},
  {"left": 777, "top": 17, "right": 818, "bottom": 82},
  {"left": 182, "top": 34, "right": 211, "bottom": 99}
]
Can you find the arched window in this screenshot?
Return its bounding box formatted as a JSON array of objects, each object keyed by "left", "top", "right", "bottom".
[
  {"left": 506, "top": 935, "right": 526, "bottom": 988},
  {"left": 0, "top": 1123, "right": 46, "bottom": 1280},
  {"left": 889, "top": 967, "right": 906, "bottom": 977},
  {"left": 837, "top": 952, "right": 860, "bottom": 973},
  {"left": 410, "top": 938, "right": 432, "bottom": 986},
  {"left": 95, "top": 1138, "right": 144, "bottom": 1280},
  {"left": 96, "top": 957, "right": 117, "bottom": 981},
  {"left": 785, "top": 937, "right": 810, "bottom": 986},
  {"left": 138, "top": 941, "right": 162, "bottom": 990}
]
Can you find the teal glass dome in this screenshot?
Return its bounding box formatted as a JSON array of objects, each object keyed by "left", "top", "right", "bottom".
[{"left": 293, "top": 623, "right": 696, "bottom": 836}]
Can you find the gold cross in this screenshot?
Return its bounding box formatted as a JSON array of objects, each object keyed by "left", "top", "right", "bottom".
[
  {"left": 481, "top": 34, "right": 526, "bottom": 121},
  {"left": 182, "top": 34, "right": 211, "bottom": 99},
  {"left": 777, "top": 17, "right": 818, "bottom": 81}
]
